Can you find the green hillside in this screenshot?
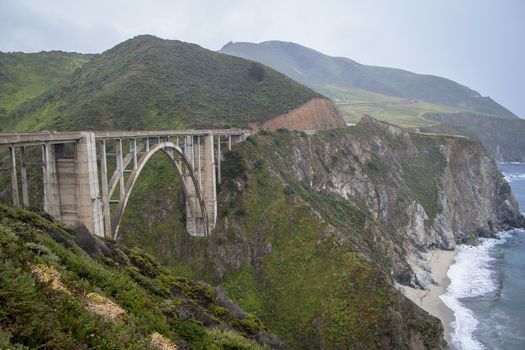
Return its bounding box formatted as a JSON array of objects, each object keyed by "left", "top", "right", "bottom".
[
  {"left": 219, "top": 41, "right": 516, "bottom": 121},
  {"left": 0, "top": 51, "right": 91, "bottom": 123},
  {"left": 0, "top": 204, "right": 280, "bottom": 349},
  {"left": 5, "top": 35, "right": 320, "bottom": 131}
]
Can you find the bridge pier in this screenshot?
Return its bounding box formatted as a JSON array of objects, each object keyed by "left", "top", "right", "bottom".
[
  {"left": 42, "top": 143, "right": 61, "bottom": 218},
  {"left": 203, "top": 134, "right": 217, "bottom": 230},
  {"left": 41, "top": 133, "right": 105, "bottom": 236},
  {"left": 74, "top": 132, "right": 104, "bottom": 236}
]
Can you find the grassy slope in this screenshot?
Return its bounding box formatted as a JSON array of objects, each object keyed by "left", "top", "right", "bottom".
[
  {"left": 5, "top": 35, "right": 320, "bottom": 131},
  {"left": 324, "top": 85, "right": 456, "bottom": 127},
  {"left": 0, "top": 51, "right": 91, "bottom": 122},
  {"left": 0, "top": 204, "right": 275, "bottom": 349},
  {"left": 219, "top": 40, "right": 516, "bottom": 122}
]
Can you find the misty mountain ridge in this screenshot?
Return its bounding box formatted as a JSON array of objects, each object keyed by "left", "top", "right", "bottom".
[
  {"left": 220, "top": 40, "right": 525, "bottom": 161},
  {"left": 220, "top": 40, "right": 516, "bottom": 119}
]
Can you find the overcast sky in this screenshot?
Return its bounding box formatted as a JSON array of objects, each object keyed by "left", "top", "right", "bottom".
[{"left": 1, "top": 0, "right": 524, "bottom": 117}]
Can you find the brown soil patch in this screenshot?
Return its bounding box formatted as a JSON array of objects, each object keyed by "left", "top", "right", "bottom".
[
  {"left": 150, "top": 332, "right": 178, "bottom": 350},
  {"left": 31, "top": 264, "right": 70, "bottom": 294},
  {"left": 252, "top": 97, "right": 345, "bottom": 131},
  {"left": 85, "top": 292, "right": 126, "bottom": 323}
]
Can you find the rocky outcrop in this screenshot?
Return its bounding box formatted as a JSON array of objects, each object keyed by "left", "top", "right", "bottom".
[
  {"left": 250, "top": 97, "right": 345, "bottom": 130},
  {"left": 249, "top": 116, "right": 523, "bottom": 287}
]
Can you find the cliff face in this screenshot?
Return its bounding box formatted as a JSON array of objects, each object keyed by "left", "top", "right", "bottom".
[
  {"left": 118, "top": 117, "right": 523, "bottom": 349},
  {"left": 241, "top": 116, "right": 522, "bottom": 286},
  {"left": 250, "top": 97, "right": 345, "bottom": 130}
]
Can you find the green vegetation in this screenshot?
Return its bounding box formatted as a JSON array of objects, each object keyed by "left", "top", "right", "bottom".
[
  {"left": 324, "top": 86, "right": 456, "bottom": 128},
  {"left": 0, "top": 204, "right": 275, "bottom": 349},
  {"left": 218, "top": 161, "right": 395, "bottom": 348},
  {"left": 0, "top": 51, "right": 91, "bottom": 124},
  {"left": 5, "top": 35, "right": 319, "bottom": 131},
  {"left": 118, "top": 152, "right": 194, "bottom": 274}
]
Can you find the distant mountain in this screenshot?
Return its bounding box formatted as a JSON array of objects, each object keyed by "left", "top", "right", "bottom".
[
  {"left": 0, "top": 51, "right": 91, "bottom": 122},
  {"left": 4, "top": 35, "right": 339, "bottom": 131},
  {"left": 220, "top": 40, "right": 525, "bottom": 161},
  {"left": 219, "top": 41, "right": 517, "bottom": 120}
]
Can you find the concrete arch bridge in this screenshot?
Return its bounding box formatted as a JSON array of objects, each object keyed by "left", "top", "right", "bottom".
[{"left": 0, "top": 130, "right": 250, "bottom": 239}]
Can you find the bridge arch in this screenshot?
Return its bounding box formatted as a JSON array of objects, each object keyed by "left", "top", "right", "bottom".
[{"left": 110, "top": 141, "right": 209, "bottom": 239}]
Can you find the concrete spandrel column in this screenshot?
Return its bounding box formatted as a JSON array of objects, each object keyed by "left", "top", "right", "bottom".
[
  {"left": 75, "top": 132, "right": 104, "bottom": 237},
  {"left": 20, "top": 147, "right": 29, "bottom": 207},
  {"left": 9, "top": 146, "right": 19, "bottom": 207},
  {"left": 99, "top": 140, "right": 112, "bottom": 237},
  {"left": 42, "top": 143, "right": 61, "bottom": 218},
  {"left": 217, "top": 135, "right": 221, "bottom": 185},
  {"left": 116, "top": 139, "right": 125, "bottom": 200}
]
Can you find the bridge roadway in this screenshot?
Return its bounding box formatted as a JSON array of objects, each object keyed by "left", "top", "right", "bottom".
[{"left": 1, "top": 129, "right": 251, "bottom": 239}]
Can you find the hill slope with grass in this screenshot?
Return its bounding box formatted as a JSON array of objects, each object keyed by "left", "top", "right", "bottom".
[
  {"left": 0, "top": 51, "right": 91, "bottom": 123},
  {"left": 0, "top": 204, "right": 281, "bottom": 349},
  {"left": 4, "top": 35, "right": 341, "bottom": 132},
  {"left": 220, "top": 41, "right": 516, "bottom": 121},
  {"left": 219, "top": 40, "right": 525, "bottom": 161}
]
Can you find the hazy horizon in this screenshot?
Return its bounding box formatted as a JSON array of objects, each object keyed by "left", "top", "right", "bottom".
[{"left": 1, "top": 0, "right": 523, "bottom": 117}]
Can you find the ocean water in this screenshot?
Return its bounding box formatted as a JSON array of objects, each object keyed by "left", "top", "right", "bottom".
[{"left": 440, "top": 163, "right": 525, "bottom": 350}]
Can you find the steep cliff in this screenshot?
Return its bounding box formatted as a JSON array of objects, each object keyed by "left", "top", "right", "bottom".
[
  {"left": 236, "top": 116, "right": 523, "bottom": 287},
  {"left": 117, "top": 117, "right": 523, "bottom": 349}
]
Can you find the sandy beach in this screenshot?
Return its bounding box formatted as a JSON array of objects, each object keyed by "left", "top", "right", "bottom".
[{"left": 402, "top": 249, "right": 457, "bottom": 347}]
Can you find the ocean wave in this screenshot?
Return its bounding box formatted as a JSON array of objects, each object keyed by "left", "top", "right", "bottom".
[
  {"left": 503, "top": 173, "right": 525, "bottom": 183},
  {"left": 440, "top": 231, "right": 514, "bottom": 350}
]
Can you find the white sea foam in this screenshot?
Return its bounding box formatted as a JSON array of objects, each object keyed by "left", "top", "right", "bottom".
[
  {"left": 440, "top": 232, "right": 513, "bottom": 350},
  {"left": 503, "top": 172, "right": 525, "bottom": 183}
]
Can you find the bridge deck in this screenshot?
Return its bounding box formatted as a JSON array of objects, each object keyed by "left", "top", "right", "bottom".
[{"left": 0, "top": 129, "right": 250, "bottom": 146}]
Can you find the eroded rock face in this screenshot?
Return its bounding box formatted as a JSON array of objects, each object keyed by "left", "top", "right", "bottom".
[
  {"left": 250, "top": 97, "right": 345, "bottom": 131},
  {"left": 248, "top": 116, "right": 523, "bottom": 287}
]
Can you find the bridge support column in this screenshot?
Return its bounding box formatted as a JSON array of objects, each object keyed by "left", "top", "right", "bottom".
[
  {"left": 183, "top": 135, "right": 204, "bottom": 235},
  {"left": 42, "top": 143, "right": 61, "bottom": 218},
  {"left": 9, "top": 146, "right": 19, "bottom": 207},
  {"left": 74, "top": 132, "right": 104, "bottom": 236},
  {"left": 99, "top": 140, "right": 112, "bottom": 237},
  {"left": 217, "top": 135, "right": 222, "bottom": 185},
  {"left": 20, "top": 147, "right": 29, "bottom": 208},
  {"left": 202, "top": 133, "right": 217, "bottom": 231}
]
